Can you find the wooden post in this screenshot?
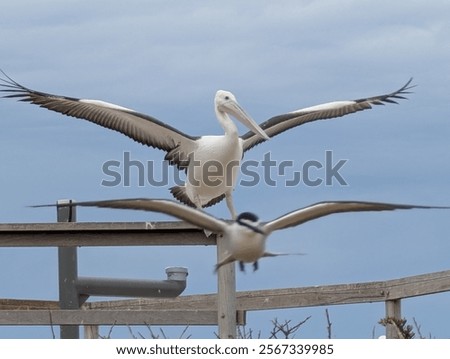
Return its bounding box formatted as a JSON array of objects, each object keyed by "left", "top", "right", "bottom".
[
  {"left": 84, "top": 325, "right": 99, "bottom": 339},
  {"left": 385, "top": 299, "right": 401, "bottom": 339},
  {"left": 57, "top": 199, "right": 80, "bottom": 339},
  {"left": 216, "top": 234, "right": 236, "bottom": 339}
]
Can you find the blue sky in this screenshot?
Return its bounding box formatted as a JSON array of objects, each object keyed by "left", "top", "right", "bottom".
[{"left": 1, "top": 0, "right": 449, "bottom": 338}]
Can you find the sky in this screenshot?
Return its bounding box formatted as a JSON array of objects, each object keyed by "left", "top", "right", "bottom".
[{"left": 0, "top": 0, "right": 449, "bottom": 339}]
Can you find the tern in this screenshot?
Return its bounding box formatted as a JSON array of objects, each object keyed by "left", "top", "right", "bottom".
[
  {"left": 33, "top": 198, "right": 445, "bottom": 272},
  {"left": 2, "top": 71, "right": 413, "bottom": 217}
]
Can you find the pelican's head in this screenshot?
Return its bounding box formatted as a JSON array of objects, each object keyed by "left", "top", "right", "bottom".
[
  {"left": 215, "top": 90, "right": 269, "bottom": 140},
  {"left": 236, "top": 212, "right": 265, "bottom": 234}
]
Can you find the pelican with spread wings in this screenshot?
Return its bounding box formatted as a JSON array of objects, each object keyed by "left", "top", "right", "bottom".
[{"left": 1, "top": 71, "right": 413, "bottom": 217}]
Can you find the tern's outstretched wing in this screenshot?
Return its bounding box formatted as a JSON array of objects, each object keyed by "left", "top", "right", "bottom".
[
  {"left": 33, "top": 198, "right": 227, "bottom": 233},
  {"left": 263, "top": 200, "right": 447, "bottom": 234}
]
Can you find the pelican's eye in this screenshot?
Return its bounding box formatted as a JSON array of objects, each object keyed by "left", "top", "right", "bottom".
[{"left": 224, "top": 96, "right": 230, "bottom": 100}]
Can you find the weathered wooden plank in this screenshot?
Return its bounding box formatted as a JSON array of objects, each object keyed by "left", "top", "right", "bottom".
[
  {"left": 382, "top": 270, "right": 450, "bottom": 299},
  {"left": 86, "top": 269, "right": 450, "bottom": 311},
  {"left": 0, "top": 221, "right": 195, "bottom": 231},
  {"left": 0, "top": 299, "right": 59, "bottom": 310},
  {"left": 84, "top": 294, "right": 217, "bottom": 311},
  {"left": 0, "top": 309, "right": 246, "bottom": 326},
  {"left": 240, "top": 269, "right": 450, "bottom": 307},
  {"left": 0, "top": 221, "right": 216, "bottom": 247}
]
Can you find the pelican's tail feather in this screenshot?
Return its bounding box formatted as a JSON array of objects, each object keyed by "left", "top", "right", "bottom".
[
  {"left": 169, "top": 186, "right": 226, "bottom": 208},
  {"left": 169, "top": 186, "right": 195, "bottom": 207},
  {"left": 204, "top": 193, "right": 226, "bottom": 208}
]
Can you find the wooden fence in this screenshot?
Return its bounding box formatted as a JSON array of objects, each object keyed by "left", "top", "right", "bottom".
[{"left": 1, "top": 220, "right": 450, "bottom": 339}]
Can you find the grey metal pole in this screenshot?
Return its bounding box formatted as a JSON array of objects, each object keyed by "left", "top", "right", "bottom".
[
  {"left": 76, "top": 267, "right": 188, "bottom": 298},
  {"left": 57, "top": 199, "right": 79, "bottom": 339}
]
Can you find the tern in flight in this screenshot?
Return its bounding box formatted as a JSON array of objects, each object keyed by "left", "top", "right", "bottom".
[
  {"left": 1, "top": 71, "right": 413, "bottom": 217},
  {"left": 33, "top": 198, "right": 445, "bottom": 272}
]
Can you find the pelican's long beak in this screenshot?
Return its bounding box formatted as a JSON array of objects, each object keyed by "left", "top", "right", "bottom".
[{"left": 222, "top": 100, "right": 270, "bottom": 140}]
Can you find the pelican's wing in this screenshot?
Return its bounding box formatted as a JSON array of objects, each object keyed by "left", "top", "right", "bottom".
[
  {"left": 242, "top": 79, "right": 414, "bottom": 152},
  {"left": 33, "top": 198, "right": 227, "bottom": 233},
  {"left": 263, "top": 200, "right": 447, "bottom": 233},
  {"left": 0, "top": 71, "right": 198, "bottom": 168}
]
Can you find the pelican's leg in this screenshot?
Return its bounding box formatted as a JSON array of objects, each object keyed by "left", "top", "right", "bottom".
[
  {"left": 225, "top": 192, "right": 237, "bottom": 219},
  {"left": 239, "top": 261, "right": 245, "bottom": 272},
  {"left": 191, "top": 194, "right": 214, "bottom": 237}
]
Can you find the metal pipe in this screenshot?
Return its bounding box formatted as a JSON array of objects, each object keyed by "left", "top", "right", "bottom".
[{"left": 76, "top": 267, "right": 188, "bottom": 299}]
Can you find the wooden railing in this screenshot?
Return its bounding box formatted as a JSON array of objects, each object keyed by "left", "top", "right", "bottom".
[{"left": 1, "top": 221, "right": 449, "bottom": 339}]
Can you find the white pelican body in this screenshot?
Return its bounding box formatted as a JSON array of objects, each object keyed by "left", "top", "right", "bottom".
[
  {"left": 169, "top": 90, "right": 268, "bottom": 217},
  {"left": 34, "top": 198, "right": 447, "bottom": 272},
  {"left": 185, "top": 134, "right": 243, "bottom": 213},
  {"left": 1, "top": 71, "right": 413, "bottom": 216}
]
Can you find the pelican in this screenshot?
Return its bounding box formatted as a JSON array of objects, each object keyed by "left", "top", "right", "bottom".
[
  {"left": 1, "top": 71, "right": 413, "bottom": 217},
  {"left": 33, "top": 198, "right": 446, "bottom": 272}
]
